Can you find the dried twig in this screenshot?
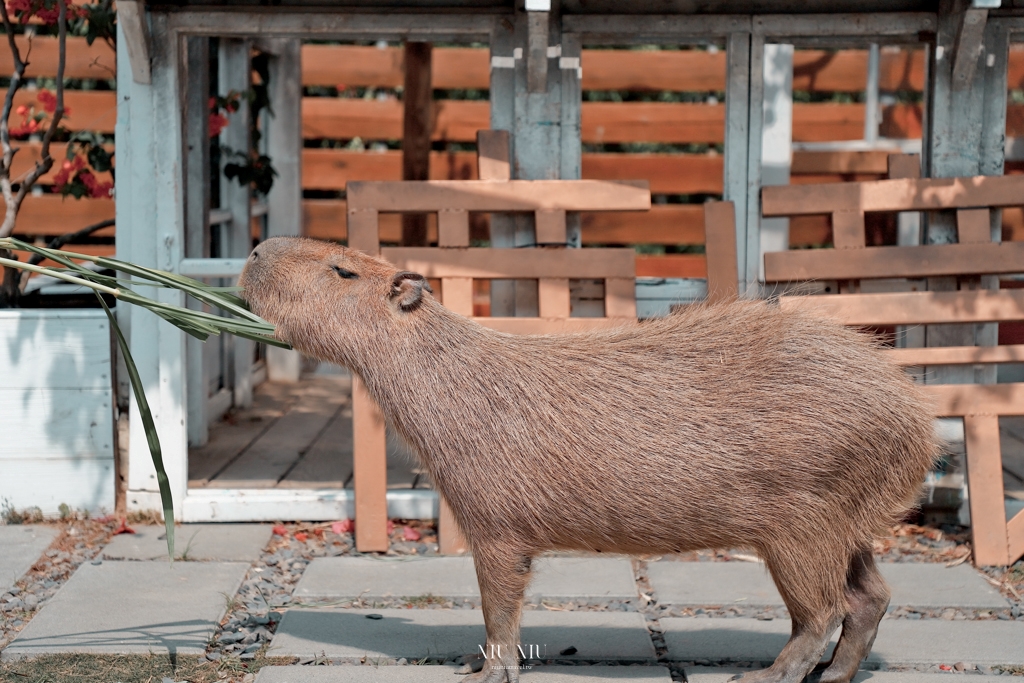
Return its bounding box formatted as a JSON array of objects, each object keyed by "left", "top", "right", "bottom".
[
  {"left": 25, "top": 218, "right": 115, "bottom": 266},
  {"left": 0, "top": 0, "right": 67, "bottom": 239}
]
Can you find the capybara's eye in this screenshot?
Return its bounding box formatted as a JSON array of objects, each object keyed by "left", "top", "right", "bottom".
[{"left": 332, "top": 266, "right": 359, "bottom": 280}]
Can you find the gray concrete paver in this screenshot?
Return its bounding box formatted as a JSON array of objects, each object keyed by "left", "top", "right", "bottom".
[
  {"left": 101, "top": 524, "right": 273, "bottom": 562},
  {"left": 647, "top": 562, "right": 1008, "bottom": 609},
  {"left": 661, "top": 617, "right": 1024, "bottom": 666},
  {"left": 683, "top": 668, "right": 1001, "bottom": 683},
  {"left": 256, "top": 665, "right": 672, "bottom": 682},
  {"left": 269, "top": 609, "right": 655, "bottom": 662},
  {"left": 0, "top": 526, "right": 59, "bottom": 594},
  {"left": 294, "top": 556, "right": 637, "bottom": 603},
  {"left": 0, "top": 560, "right": 249, "bottom": 659}
]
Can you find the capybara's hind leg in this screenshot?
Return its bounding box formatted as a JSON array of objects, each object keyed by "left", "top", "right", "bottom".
[
  {"left": 734, "top": 548, "right": 846, "bottom": 683},
  {"left": 816, "top": 548, "right": 890, "bottom": 683},
  {"left": 465, "top": 546, "right": 534, "bottom": 683}
]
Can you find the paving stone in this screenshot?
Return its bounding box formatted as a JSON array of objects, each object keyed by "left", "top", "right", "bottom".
[
  {"left": 101, "top": 524, "right": 273, "bottom": 562},
  {"left": 661, "top": 617, "right": 1024, "bottom": 666},
  {"left": 647, "top": 562, "right": 1008, "bottom": 609},
  {"left": 0, "top": 525, "right": 59, "bottom": 593},
  {"left": 295, "top": 556, "right": 637, "bottom": 603},
  {"left": 256, "top": 665, "right": 672, "bottom": 682},
  {"left": 0, "top": 560, "right": 249, "bottom": 659},
  {"left": 270, "top": 609, "right": 655, "bottom": 662},
  {"left": 684, "top": 668, "right": 991, "bottom": 683}
]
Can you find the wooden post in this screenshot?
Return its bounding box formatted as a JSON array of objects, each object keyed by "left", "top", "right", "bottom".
[
  {"left": 219, "top": 39, "right": 254, "bottom": 408},
  {"left": 402, "top": 42, "right": 433, "bottom": 247},
  {"left": 487, "top": 21, "right": 516, "bottom": 316},
  {"left": 265, "top": 39, "right": 303, "bottom": 383},
  {"left": 705, "top": 201, "right": 739, "bottom": 304},
  {"left": 183, "top": 36, "right": 212, "bottom": 446},
  {"left": 963, "top": 415, "right": 1010, "bottom": 566},
  {"left": 759, "top": 43, "right": 793, "bottom": 283},
  {"left": 724, "top": 32, "right": 752, "bottom": 297},
  {"left": 744, "top": 33, "right": 766, "bottom": 294}
]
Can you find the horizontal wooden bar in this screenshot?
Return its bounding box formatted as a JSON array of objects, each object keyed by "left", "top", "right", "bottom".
[
  {"left": 778, "top": 290, "right": 1024, "bottom": 326},
  {"left": 764, "top": 174, "right": 1024, "bottom": 217},
  {"left": 0, "top": 35, "right": 116, "bottom": 81},
  {"left": 5, "top": 195, "right": 115, "bottom": 237},
  {"left": 635, "top": 254, "right": 707, "bottom": 278},
  {"left": 379, "top": 247, "right": 636, "bottom": 280},
  {"left": 11, "top": 90, "right": 115, "bottom": 133},
  {"left": 753, "top": 12, "right": 937, "bottom": 39},
  {"left": 347, "top": 180, "right": 650, "bottom": 213},
  {"left": 925, "top": 382, "right": 1024, "bottom": 417},
  {"left": 886, "top": 345, "right": 1024, "bottom": 366},
  {"left": 475, "top": 317, "right": 633, "bottom": 335},
  {"left": 765, "top": 241, "right": 1024, "bottom": 282}
]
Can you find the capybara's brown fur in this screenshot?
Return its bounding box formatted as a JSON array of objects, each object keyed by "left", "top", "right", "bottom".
[{"left": 240, "top": 237, "right": 939, "bottom": 683}]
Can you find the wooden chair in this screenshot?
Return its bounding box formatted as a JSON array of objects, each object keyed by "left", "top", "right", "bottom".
[
  {"left": 760, "top": 162, "right": 1024, "bottom": 566},
  {"left": 346, "top": 132, "right": 651, "bottom": 553}
]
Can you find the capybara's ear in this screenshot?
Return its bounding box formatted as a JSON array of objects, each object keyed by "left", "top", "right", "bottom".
[{"left": 391, "top": 271, "right": 433, "bottom": 312}]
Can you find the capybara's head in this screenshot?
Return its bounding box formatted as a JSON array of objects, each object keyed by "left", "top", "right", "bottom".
[{"left": 239, "top": 237, "right": 433, "bottom": 365}]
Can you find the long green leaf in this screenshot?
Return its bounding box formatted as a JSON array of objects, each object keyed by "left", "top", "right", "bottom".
[{"left": 96, "top": 294, "right": 175, "bottom": 561}]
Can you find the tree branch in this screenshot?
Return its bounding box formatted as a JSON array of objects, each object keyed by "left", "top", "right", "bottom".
[
  {"left": 26, "top": 218, "right": 116, "bottom": 267},
  {"left": 0, "top": 0, "right": 28, "bottom": 240}
]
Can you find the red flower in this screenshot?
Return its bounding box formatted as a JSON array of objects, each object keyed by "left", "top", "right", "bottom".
[
  {"left": 15, "top": 105, "right": 27, "bottom": 116},
  {"left": 37, "top": 90, "right": 56, "bottom": 114},
  {"left": 294, "top": 532, "right": 308, "bottom": 542},
  {"left": 272, "top": 524, "right": 288, "bottom": 536},
  {"left": 209, "top": 112, "right": 229, "bottom": 138}
]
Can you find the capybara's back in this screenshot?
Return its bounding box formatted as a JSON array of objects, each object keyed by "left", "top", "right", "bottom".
[{"left": 239, "top": 238, "right": 940, "bottom": 683}]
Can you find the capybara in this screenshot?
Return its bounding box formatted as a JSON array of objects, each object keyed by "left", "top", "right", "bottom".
[{"left": 239, "top": 237, "right": 938, "bottom": 683}]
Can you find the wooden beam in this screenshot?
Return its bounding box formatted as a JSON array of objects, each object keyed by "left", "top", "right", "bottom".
[
  {"left": 0, "top": 35, "right": 115, "bottom": 80},
  {"left": 886, "top": 344, "right": 1024, "bottom": 366},
  {"left": 402, "top": 42, "right": 433, "bottom": 247},
  {"left": 963, "top": 414, "right": 1011, "bottom": 566},
  {"left": 476, "top": 130, "right": 511, "bottom": 182},
  {"left": 778, "top": 289, "right": 1024, "bottom": 326},
  {"left": 957, "top": 208, "right": 992, "bottom": 244},
  {"left": 527, "top": 10, "right": 549, "bottom": 94},
  {"left": 636, "top": 254, "right": 706, "bottom": 278},
  {"left": 116, "top": 1, "right": 151, "bottom": 84},
  {"left": 925, "top": 382, "right": 1024, "bottom": 417},
  {"left": 952, "top": 7, "right": 989, "bottom": 91},
  {"left": 765, "top": 241, "right": 1024, "bottom": 282},
  {"left": 379, "top": 247, "right": 636, "bottom": 279},
  {"left": 347, "top": 180, "right": 650, "bottom": 213},
  {"left": 352, "top": 376, "right": 389, "bottom": 553}
]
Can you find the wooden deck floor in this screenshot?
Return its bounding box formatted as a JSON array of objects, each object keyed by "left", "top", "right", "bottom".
[{"left": 188, "top": 366, "right": 429, "bottom": 490}]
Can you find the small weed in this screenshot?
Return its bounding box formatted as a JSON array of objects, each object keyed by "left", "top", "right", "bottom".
[
  {"left": 0, "top": 500, "right": 43, "bottom": 525},
  {"left": 402, "top": 594, "right": 445, "bottom": 608},
  {"left": 0, "top": 652, "right": 298, "bottom": 683}
]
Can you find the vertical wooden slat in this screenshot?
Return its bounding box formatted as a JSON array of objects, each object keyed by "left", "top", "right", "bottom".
[
  {"left": 441, "top": 277, "right": 474, "bottom": 315},
  {"left": 963, "top": 414, "right": 1010, "bottom": 566},
  {"left": 704, "top": 201, "right": 739, "bottom": 304},
  {"left": 539, "top": 278, "right": 571, "bottom": 319},
  {"left": 439, "top": 273, "right": 470, "bottom": 554},
  {"left": 402, "top": 41, "right": 433, "bottom": 247},
  {"left": 887, "top": 153, "right": 921, "bottom": 179},
  {"left": 724, "top": 32, "right": 752, "bottom": 292},
  {"left": 604, "top": 278, "right": 636, "bottom": 319},
  {"left": 535, "top": 208, "right": 567, "bottom": 245},
  {"left": 477, "top": 129, "right": 511, "bottom": 181},
  {"left": 438, "top": 496, "right": 467, "bottom": 555},
  {"left": 352, "top": 375, "right": 389, "bottom": 552},
  {"left": 957, "top": 208, "right": 992, "bottom": 244},
  {"left": 1008, "top": 508, "right": 1024, "bottom": 565},
  {"left": 438, "top": 209, "right": 470, "bottom": 248},
  {"left": 347, "top": 207, "right": 380, "bottom": 256},
  {"left": 831, "top": 210, "right": 867, "bottom": 249}
]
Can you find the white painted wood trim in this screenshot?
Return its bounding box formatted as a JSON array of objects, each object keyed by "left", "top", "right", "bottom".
[
  {"left": 178, "top": 258, "right": 246, "bottom": 278},
  {"left": 181, "top": 488, "right": 438, "bottom": 522},
  {"left": 116, "top": 1, "right": 151, "bottom": 84}
]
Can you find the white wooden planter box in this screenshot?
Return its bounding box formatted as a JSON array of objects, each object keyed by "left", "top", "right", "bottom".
[{"left": 0, "top": 309, "right": 115, "bottom": 515}]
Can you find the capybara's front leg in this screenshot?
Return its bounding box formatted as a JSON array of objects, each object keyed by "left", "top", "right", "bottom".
[{"left": 465, "top": 546, "right": 534, "bottom": 683}]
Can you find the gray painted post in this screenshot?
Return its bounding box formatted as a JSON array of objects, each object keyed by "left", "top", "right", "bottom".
[
  {"left": 724, "top": 32, "right": 752, "bottom": 297},
  {"left": 120, "top": 13, "right": 189, "bottom": 515},
  {"left": 559, "top": 32, "right": 582, "bottom": 248},
  {"left": 264, "top": 39, "right": 303, "bottom": 382},
  {"left": 488, "top": 17, "right": 516, "bottom": 317},
  {"left": 759, "top": 44, "right": 793, "bottom": 284},
  {"left": 218, "top": 39, "right": 255, "bottom": 406},
  {"left": 184, "top": 36, "right": 211, "bottom": 447},
  {"left": 744, "top": 33, "right": 766, "bottom": 294}
]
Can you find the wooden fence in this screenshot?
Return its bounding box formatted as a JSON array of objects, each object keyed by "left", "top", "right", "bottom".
[{"left": 6, "top": 38, "right": 1024, "bottom": 274}]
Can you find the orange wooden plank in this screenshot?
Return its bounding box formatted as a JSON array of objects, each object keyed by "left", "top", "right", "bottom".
[
  {"left": 538, "top": 278, "right": 571, "bottom": 319},
  {"left": 347, "top": 180, "right": 650, "bottom": 213},
  {"left": 886, "top": 345, "right": 1024, "bottom": 366},
  {"left": 635, "top": 254, "right": 706, "bottom": 278},
  {"left": 790, "top": 150, "right": 895, "bottom": 175},
  {"left": 11, "top": 90, "right": 115, "bottom": 133},
  {"left": 441, "top": 277, "right": 474, "bottom": 315},
  {"left": 927, "top": 383, "right": 1024, "bottom": 417},
  {"left": 437, "top": 209, "right": 469, "bottom": 247},
  {"left": 765, "top": 241, "right": 1024, "bottom": 282},
  {"left": 381, "top": 247, "right": 636, "bottom": 279},
  {"left": 778, "top": 289, "right": 1024, "bottom": 326},
  {"left": 605, "top": 278, "right": 637, "bottom": 319},
  {"left": 347, "top": 208, "right": 380, "bottom": 255},
  {"left": 351, "top": 376, "right": 389, "bottom": 552},
  {"left": 0, "top": 35, "right": 116, "bottom": 81},
  {"left": 9, "top": 142, "right": 114, "bottom": 186},
  {"left": 704, "top": 201, "right": 738, "bottom": 304},
  {"left": 1008, "top": 507, "right": 1024, "bottom": 565},
  {"left": 831, "top": 211, "right": 866, "bottom": 249},
  {"left": 888, "top": 153, "right": 922, "bottom": 180},
  {"left": 535, "top": 209, "right": 567, "bottom": 244},
  {"left": 5, "top": 194, "right": 115, "bottom": 237},
  {"left": 963, "top": 415, "right": 1011, "bottom": 566},
  {"left": 583, "top": 153, "right": 724, "bottom": 195},
  {"left": 957, "top": 208, "right": 992, "bottom": 244}
]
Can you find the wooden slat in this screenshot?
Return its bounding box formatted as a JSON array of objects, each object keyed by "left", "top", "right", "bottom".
[
  {"left": 790, "top": 150, "right": 894, "bottom": 175},
  {"left": 957, "top": 208, "right": 992, "bottom": 244},
  {"left": 6, "top": 195, "right": 115, "bottom": 237},
  {"left": 1009, "top": 507, "right": 1024, "bottom": 565},
  {"left": 441, "top": 277, "right": 474, "bottom": 315},
  {"left": 9, "top": 142, "right": 113, "bottom": 186},
  {"left": 635, "top": 254, "right": 706, "bottom": 278},
  {"left": 580, "top": 205, "right": 704, "bottom": 245},
  {"left": 12, "top": 90, "right": 116, "bottom": 133},
  {"left": 964, "top": 415, "right": 1011, "bottom": 566},
  {"left": 765, "top": 241, "right": 1024, "bottom": 282},
  {"left": 347, "top": 180, "right": 650, "bottom": 213},
  {"left": 605, "top": 278, "right": 636, "bottom": 319},
  {"left": 352, "top": 376, "right": 388, "bottom": 552},
  {"left": 536, "top": 209, "right": 567, "bottom": 244},
  {"left": 887, "top": 344, "right": 1024, "bottom": 366},
  {"left": 704, "top": 201, "right": 738, "bottom": 304},
  {"left": 476, "top": 130, "right": 510, "bottom": 182},
  {"left": 476, "top": 317, "right": 632, "bottom": 335},
  {"left": 888, "top": 153, "right": 922, "bottom": 180},
  {"left": 0, "top": 36, "right": 116, "bottom": 81},
  {"left": 831, "top": 211, "right": 866, "bottom": 249},
  {"left": 437, "top": 209, "right": 469, "bottom": 247},
  {"left": 380, "top": 247, "right": 636, "bottom": 279},
  {"left": 765, "top": 174, "right": 1024, "bottom": 217},
  {"left": 538, "top": 278, "right": 571, "bottom": 319},
  {"left": 779, "top": 290, "right": 1024, "bottom": 326},
  {"left": 347, "top": 208, "right": 380, "bottom": 255},
  {"left": 926, "top": 382, "right": 1024, "bottom": 417}
]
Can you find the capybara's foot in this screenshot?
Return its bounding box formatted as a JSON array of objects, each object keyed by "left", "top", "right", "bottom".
[
  {"left": 817, "top": 551, "right": 889, "bottom": 683},
  {"left": 461, "top": 655, "right": 519, "bottom": 683}
]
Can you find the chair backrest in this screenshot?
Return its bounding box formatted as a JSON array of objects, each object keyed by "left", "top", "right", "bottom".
[{"left": 757, "top": 162, "right": 1024, "bottom": 567}]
